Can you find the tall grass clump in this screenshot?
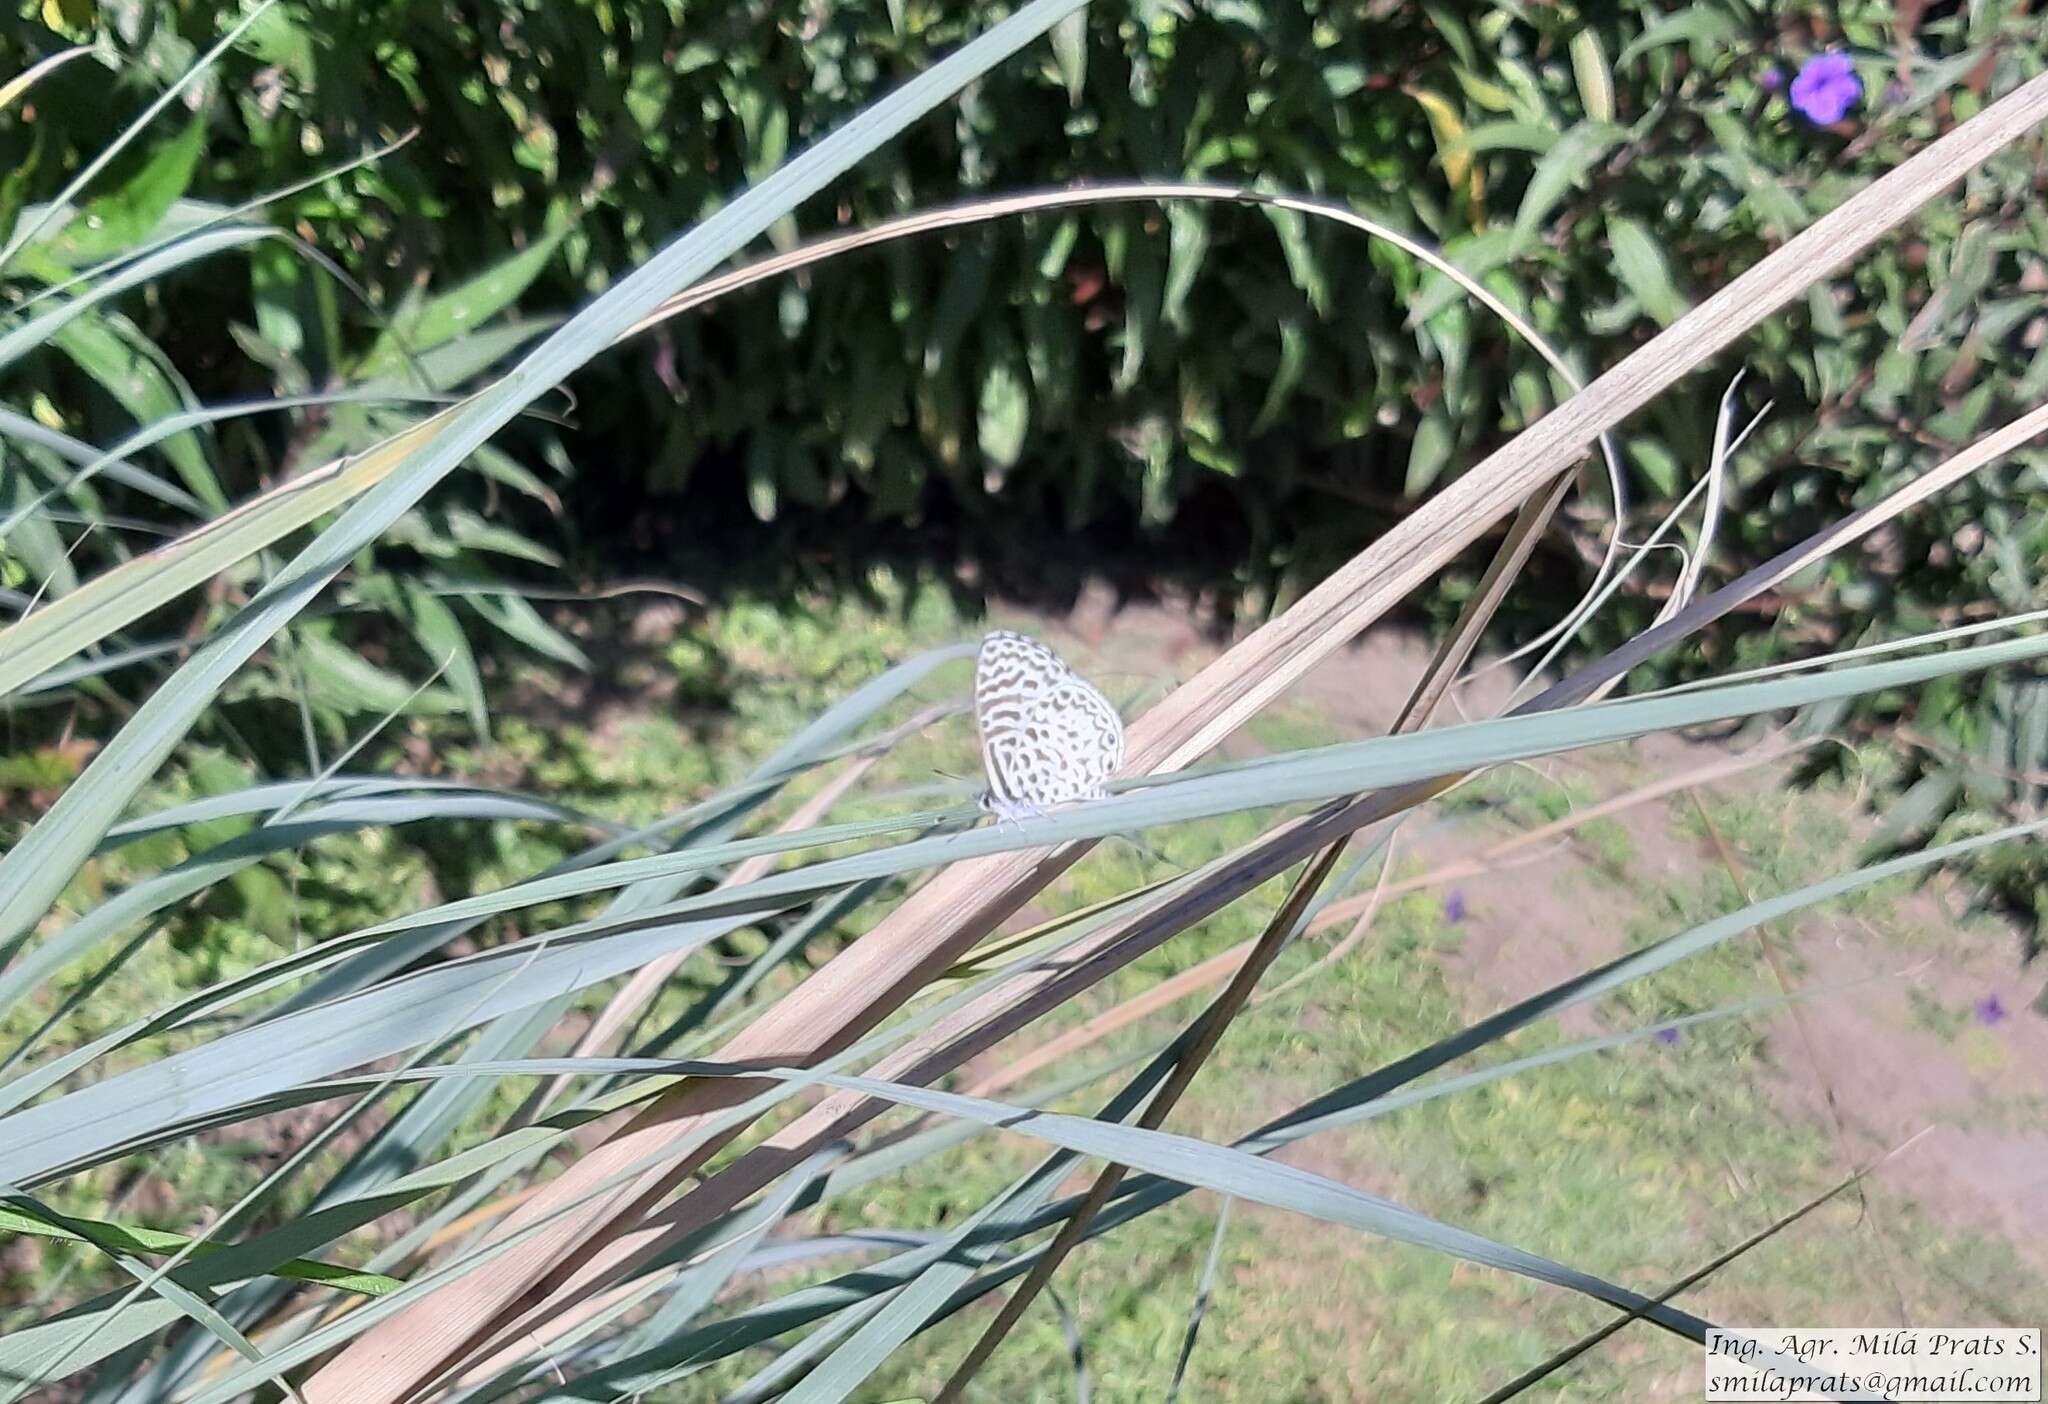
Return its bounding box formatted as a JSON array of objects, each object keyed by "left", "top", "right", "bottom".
[{"left": 3, "top": 8, "right": 2047, "bottom": 1403}]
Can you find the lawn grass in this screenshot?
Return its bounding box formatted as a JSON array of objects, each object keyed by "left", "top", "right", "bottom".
[{"left": 8, "top": 586, "right": 2043, "bottom": 1400}]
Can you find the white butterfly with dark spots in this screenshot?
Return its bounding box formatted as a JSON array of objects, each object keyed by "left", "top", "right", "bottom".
[{"left": 973, "top": 630, "right": 1126, "bottom": 823}]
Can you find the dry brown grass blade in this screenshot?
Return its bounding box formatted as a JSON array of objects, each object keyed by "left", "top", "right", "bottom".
[
  {"left": 961, "top": 942, "right": 1254, "bottom": 1099},
  {"left": 305, "top": 74, "right": 2048, "bottom": 1402}
]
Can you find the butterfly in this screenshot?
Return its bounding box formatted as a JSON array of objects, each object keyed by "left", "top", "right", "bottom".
[{"left": 973, "top": 630, "right": 1126, "bottom": 824}]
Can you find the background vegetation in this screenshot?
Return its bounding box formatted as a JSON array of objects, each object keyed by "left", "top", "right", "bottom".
[
  {"left": 1, "top": 0, "right": 2045, "bottom": 1399},
  {"left": 8, "top": 0, "right": 2048, "bottom": 911}
]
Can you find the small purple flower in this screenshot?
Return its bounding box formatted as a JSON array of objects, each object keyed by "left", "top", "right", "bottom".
[
  {"left": 1789, "top": 52, "right": 1863, "bottom": 126},
  {"left": 1655, "top": 1026, "right": 1681, "bottom": 1045},
  {"left": 1759, "top": 66, "right": 1785, "bottom": 92},
  {"left": 1975, "top": 994, "right": 2008, "bottom": 1027},
  {"left": 1443, "top": 891, "right": 1467, "bottom": 925}
]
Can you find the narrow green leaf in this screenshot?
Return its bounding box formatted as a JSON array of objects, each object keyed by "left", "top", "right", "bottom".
[
  {"left": 1512, "top": 121, "right": 1624, "bottom": 246},
  {"left": 1607, "top": 214, "right": 1689, "bottom": 325},
  {"left": 1617, "top": 7, "right": 1738, "bottom": 67},
  {"left": 1404, "top": 409, "right": 1455, "bottom": 496},
  {"left": 1051, "top": 8, "right": 1087, "bottom": 103},
  {"left": 0, "top": 1203, "right": 403, "bottom": 1296},
  {"left": 403, "top": 584, "right": 488, "bottom": 736},
  {"left": 1569, "top": 29, "right": 1615, "bottom": 123},
  {"left": 52, "top": 114, "right": 208, "bottom": 264},
  {"left": 976, "top": 353, "right": 1030, "bottom": 470},
  {"left": 356, "top": 226, "right": 571, "bottom": 378}
]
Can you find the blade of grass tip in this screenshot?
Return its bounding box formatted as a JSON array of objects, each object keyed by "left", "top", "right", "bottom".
[
  {"left": 1048, "top": 1285, "right": 1092, "bottom": 1404},
  {"left": 0, "top": 412, "right": 448, "bottom": 704},
  {"left": 0, "top": 918, "right": 165, "bottom": 1083},
  {"left": 1670, "top": 372, "right": 1744, "bottom": 610},
  {"left": 1524, "top": 395, "right": 2048, "bottom": 715},
  {"left": 0, "top": 44, "right": 95, "bottom": 112},
  {"left": 1469, "top": 1137, "right": 1930, "bottom": 1404},
  {"left": 1488, "top": 387, "right": 1768, "bottom": 708},
  {"left": 0, "top": 1203, "right": 399, "bottom": 1297},
  {"left": 0, "top": 225, "right": 280, "bottom": 376},
  {"left": 0, "top": 786, "right": 591, "bottom": 1042},
  {"left": 1261, "top": 827, "right": 1401, "bottom": 1003},
  {"left": 272, "top": 648, "right": 458, "bottom": 827},
  {"left": 0, "top": 3, "right": 277, "bottom": 272},
  {"left": 934, "top": 840, "right": 1349, "bottom": 1401},
  {"left": 1633, "top": 604, "right": 2048, "bottom": 700},
  {"left": 1488, "top": 374, "right": 1763, "bottom": 697},
  {"left": 0, "top": 389, "right": 466, "bottom": 548},
  {"left": 1164, "top": 1197, "right": 1232, "bottom": 1404}
]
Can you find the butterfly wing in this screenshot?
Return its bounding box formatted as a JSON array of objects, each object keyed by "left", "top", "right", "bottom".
[
  {"left": 974, "top": 630, "right": 1124, "bottom": 816},
  {"left": 975, "top": 631, "right": 1069, "bottom": 817},
  {"left": 1030, "top": 677, "right": 1124, "bottom": 802}
]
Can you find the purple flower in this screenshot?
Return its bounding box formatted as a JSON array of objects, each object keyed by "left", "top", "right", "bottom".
[
  {"left": 1443, "top": 891, "right": 1467, "bottom": 924},
  {"left": 1758, "top": 66, "right": 1785, "bottom": 92},
  {"left": 1789, "top": 52, "right": 1862, "bottom": 125},
  {"left": 1975, "top": 994, "right": 2008, "bottom": 1026},
  {"left": 1655, "top": 1026, "right": 1681, "bottom": 1045}
]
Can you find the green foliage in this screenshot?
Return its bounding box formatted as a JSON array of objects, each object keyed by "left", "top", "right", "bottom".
[{"left": 9, "top": 0, "right": 2048, "bottom": 808}]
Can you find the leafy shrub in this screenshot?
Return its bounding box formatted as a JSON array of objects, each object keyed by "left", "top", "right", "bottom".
[{"left": 11, "top": 0, "right": 2047, "bottom": 635}]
